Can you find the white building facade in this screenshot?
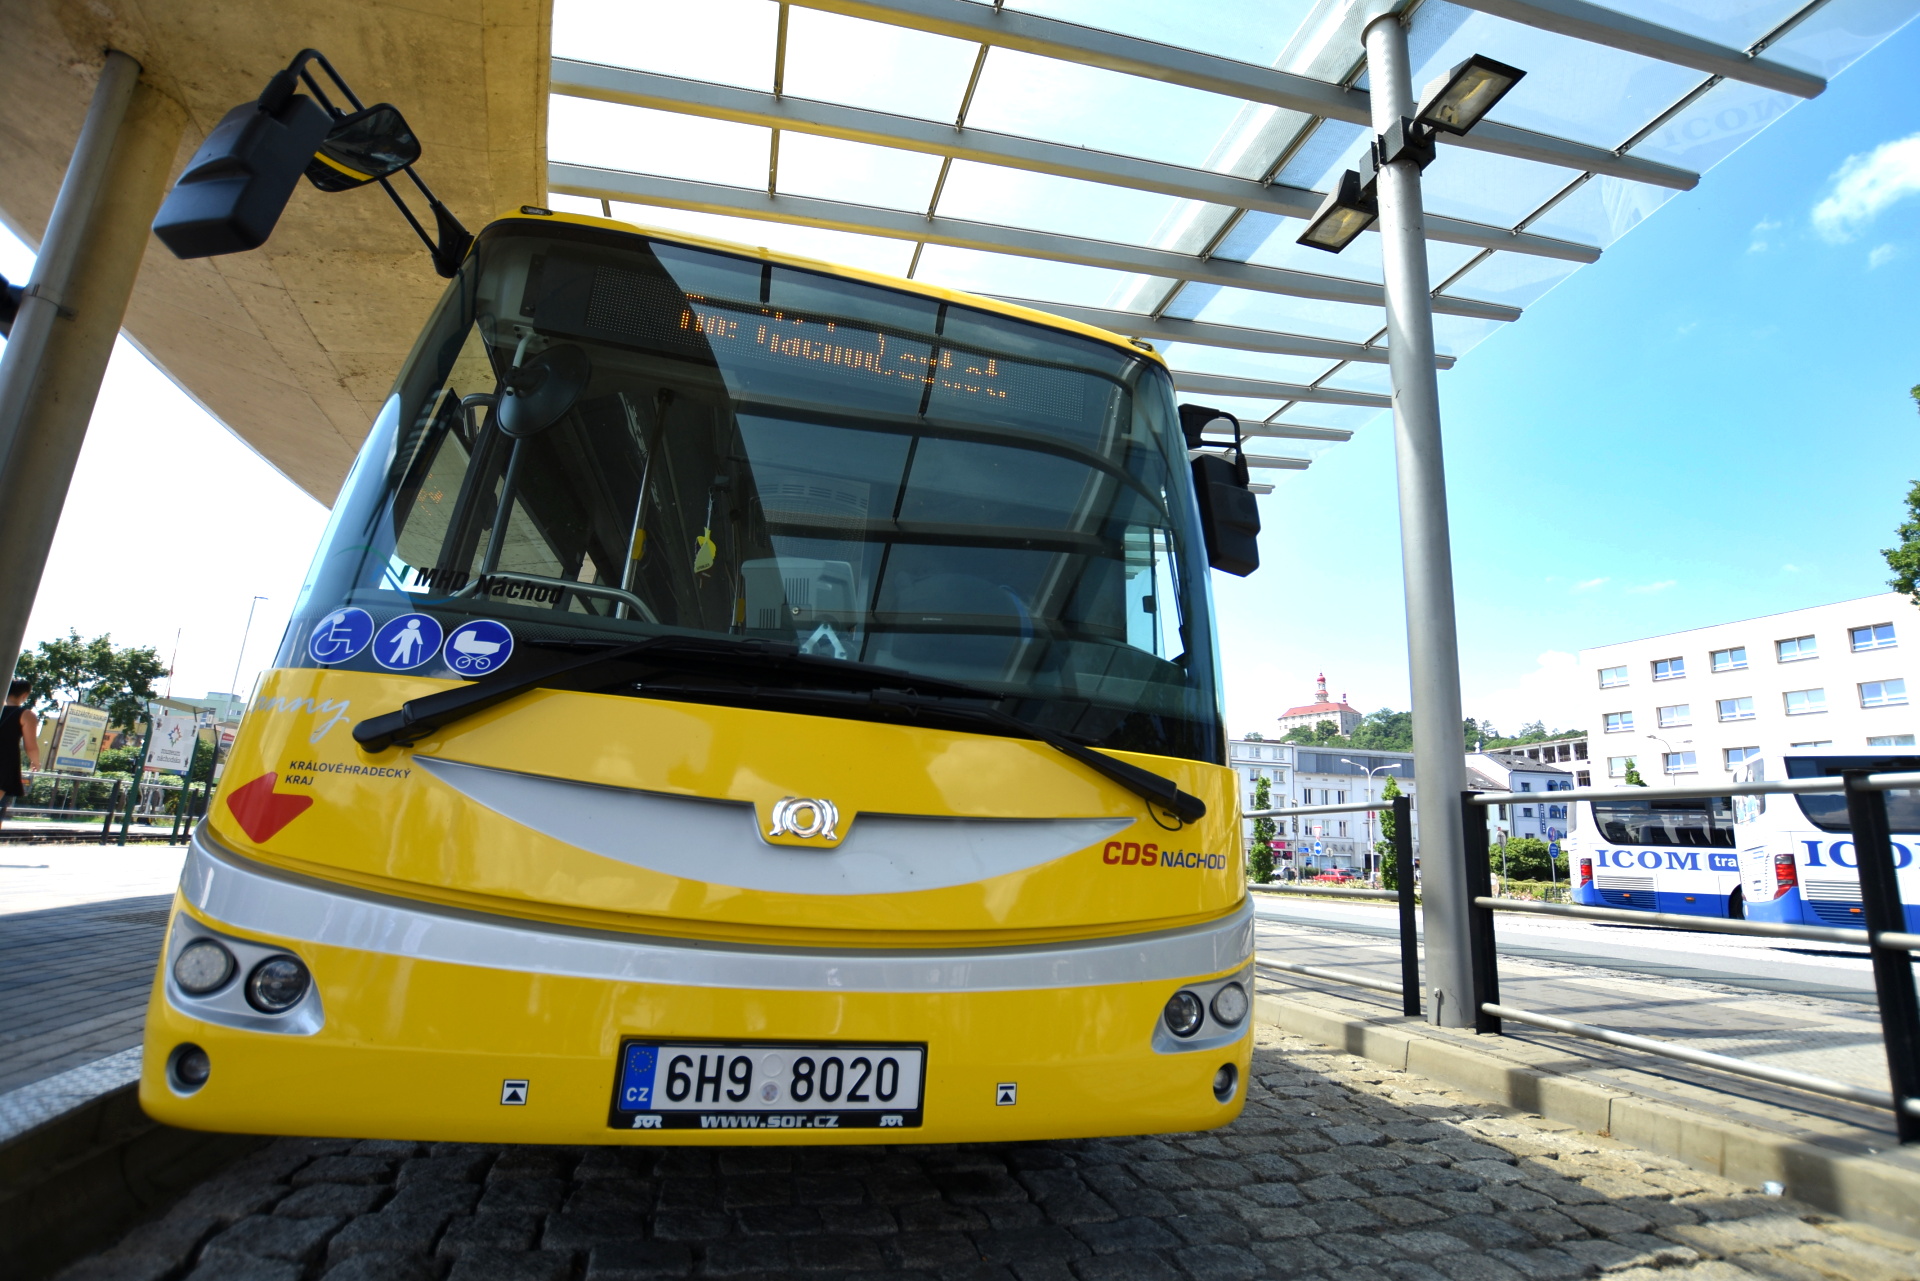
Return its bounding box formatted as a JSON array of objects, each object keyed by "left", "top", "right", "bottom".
[
  {"left": 1578, "top": 592, "right": 1919, "bottom": 782},
  {"left": 1227, "top": 736, "right": 1417, "bottom": 872},
  {"left": 1467, "top": 751, "right": 1576, "bottom": 841}
]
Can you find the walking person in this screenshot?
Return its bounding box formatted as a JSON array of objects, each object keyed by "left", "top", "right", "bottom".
[{"left": 0, "top": 679, "right": 41, "bottom": 830}]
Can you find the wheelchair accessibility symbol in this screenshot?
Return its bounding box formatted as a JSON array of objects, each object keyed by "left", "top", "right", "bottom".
[
  {"left": 446, "top": 620, "right": 513, "bottom": 678},
  {"left": 307, "top": 608, "right": 373, "bottom": 665}
]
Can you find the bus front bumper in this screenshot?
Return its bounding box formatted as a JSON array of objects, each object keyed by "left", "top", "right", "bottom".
[{"left": 140, "top": 834, "right": 1254, "bottom": 1144}]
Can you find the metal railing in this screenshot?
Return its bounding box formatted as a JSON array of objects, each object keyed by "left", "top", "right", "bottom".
[
  {"left": 1245, "top": 796, "right": 1420, "bottom": 1016},
  {"left": 1463, "top": 772, "right": 1920, "bottom": 1139},
  {"left": 3, "top": 768, "right": 214, "bottom": 843}
]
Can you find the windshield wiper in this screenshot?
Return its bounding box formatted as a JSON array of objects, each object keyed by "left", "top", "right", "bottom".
[{"left": 354, "top": 636, "right": 1206, "bottom": 823}]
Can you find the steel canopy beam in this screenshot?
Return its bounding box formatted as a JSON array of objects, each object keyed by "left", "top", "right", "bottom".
[
  {"left": 550, "top": 163, "right": 1522, "bottom": 323},
  {"left": 986, "top": 297, "right": 1458, "bottom": 367},
  {"left": 1244, "top": 454, "right": 1312, "bottom": 470},
  {"left": 552, "top": 61, "right": 1602, "bottom": 265},
  {"left": 781, "top": 0, "right": 1699, "bottom": 190},
  {"left": 1233, "top": 423, "right": 1354, "bottom": 442},
  {"left": 1171, "top": 371, "right": 1390, "bottom": 408},
  {"left": 1446, "top": 0, "right": 1824, "bottom": 97}
]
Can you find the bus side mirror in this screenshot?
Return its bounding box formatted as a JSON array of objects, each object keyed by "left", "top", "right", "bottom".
[
  {"left": 1179, "top": 403, "right": 1261, "bottom": 577},
  {"left": 152, "top": 70, "right": 331, "bottom": 258},
  {"left": 304, "top": 104, "right": 422, "bottom": 192}
]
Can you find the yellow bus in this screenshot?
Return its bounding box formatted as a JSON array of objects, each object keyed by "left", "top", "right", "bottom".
[{"left": 140, "top": 209, "right": 1256, "bottom": 1144}]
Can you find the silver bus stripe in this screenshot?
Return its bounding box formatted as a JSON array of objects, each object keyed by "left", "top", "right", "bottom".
[{"left": 180, "top": 832, "right": 1254, "bottom": 993}]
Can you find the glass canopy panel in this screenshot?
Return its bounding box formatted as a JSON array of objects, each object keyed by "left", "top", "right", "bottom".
[
  {"left": 912, "top": 244, "right": 1170, "bottom": 308},
  {"left": 1430, "top": 312, "right": 1507, "bottom": 359},
  {"left": 1180, "top": 395, "right": 1292, "bottom": 423},
  {"left": 1420, "top": 147, "right": 1585, "bottom": 229},
  {"left": 1159, "top": 346, "right": 1342, "bottom": 386},
  {"left": 1447, "top": 250, "right": 1582, "bottom": 311},
  {"left": 1524, "top": 175, "right": 1677, "bottom": 249},
  {"left": 1628, "top": 78, "right": 1803, "bottom": 174},
  {"left": 933, "top": 162, "right": 1205, "bottom": 248},
  {"left": 1764, "top": 0, "right": 1920, "bottom": 76},
  {"left": 1188, "top": 287, "right": 1385, "bottom": 344},
  {"left": 549, "top": 99, "right": 768, "bottom": 188},
  {"left": 1605, "top": 0, "right": 1819, "bottom": 49},
  {"left": 1318, "top": 364, "right": 1392, "bottom": 394},
  {"left": 782, "top": 7, "right": 982, "bottom": 122},
  {"left": 1274, "top": 403, "right": 1387, "bottom": 431},
  {"left": 1005, "top": 0, "right": 1318, "bottom": 68},
  {"left": 1237, "top": 219, "right": 1487, "bottom": 291},
  {"left": 552, "top": 0, "right": 776, "bottom": 89},
  {"left": 964, "top": 50, "right": 1251, "bottom": 170},
  {"left": 1273, "top": 121, "right": 1371, "bottom": 194},
  {"left": 775, "top": 134, "right": 945, "bottom": 212},
  {"left": 585, "top": 198, "right": 919, "bottom": 278},
  {"left": 1404, "top": 4, "right": 1707, "bottom": 151}
]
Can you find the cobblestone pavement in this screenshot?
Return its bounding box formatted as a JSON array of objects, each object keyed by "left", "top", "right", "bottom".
[{"left": 57, "top": 1025, "right": 1920, "bottom": 1281}]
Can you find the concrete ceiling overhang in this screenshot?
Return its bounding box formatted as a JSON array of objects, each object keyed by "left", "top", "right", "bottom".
[{"left": 0, "top": 0, "right": 552, "bottom": 503}]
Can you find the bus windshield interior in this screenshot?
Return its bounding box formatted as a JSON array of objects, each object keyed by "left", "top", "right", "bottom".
[
  {"left": 286, "top": 219, "right": 1222, "bottom": 762},
  {"left": 1592, "top": 798, "right": 1735, "bottom": 847},
  {"left": 1785, "top": 755, "right": 1920, "bottom": 833}
]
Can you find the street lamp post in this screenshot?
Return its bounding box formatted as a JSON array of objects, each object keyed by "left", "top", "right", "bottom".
[
  {"left": 1644, "top": 733, "right": 1693, "bottom": 785},
  {"left": 1341, "top": 758, "right": 1403, "bottom": 882},
  {"left": 1295, "top": 23, "right": 1524, "bottom": 1027},
  {"left": 228, "top": 596, "right": 268, "bottom": 712}
]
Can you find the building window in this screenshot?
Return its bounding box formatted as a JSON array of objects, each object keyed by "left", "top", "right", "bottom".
[
  {"left": 1574, "top": 741, "right": 1588, "bottom": 760},
  {"left": 1725, "top": 746, "right": 1760, "bottom": 769},
  {"left": 1664, "top": 751, "right": 1697, "bottom": 774},
  {"left": 1547, "top": 805, "right": 1567, "bottom": 820},
  {"left": 1598, "top": 665, "right": 1628, "bottom": 689},
  {"left": 1520, "top": 806, "right": 1534, "bottom": 818},
  {"left": 1777, "top": 635, "right": 1817, "bottom": 662},
  {"left": 1791, "top": 740, "right": 1832, "bottom": 749},
  {"left": 1604, "top": 711, "right": 1634, "bottom": 733},
  {"left": 1607, "top": 756, "right": 1633, "bottom": 778},
  {"left": 1335, "top": 790, "right": 1346, "bottom": 804},
  {"left": 1862, "top": 679, "right": 1908, "bottom": 708},
  {"left": 1868, "top": 735, "right": 1917, "bottom": 747},
  {"left": 1784, "top": 688, "right": 1826, "bottom": 715},
  {"left": 1717, "top": 697, "right": 1754, "bottom": 722},
  {"left": 1710, "top": 646, "right": 1747, "bottom": 673},
  {"left": 1851, "top": 623, "right": 1897, "bottom": 651},
  {"left": 1652, "top": 657, "right": 1685, "bottom": 681},
  {"left": 1576, "top": 771, "right": 1591, "bottom": 787},
  {"left": 1337, "top": 821, "right": 1348, "bottom": 837},
  {"left": 1656, "top": 704, "right": 1690, "bottom": 728}
]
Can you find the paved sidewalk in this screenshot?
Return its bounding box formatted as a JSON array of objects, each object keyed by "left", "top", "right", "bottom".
[{"left": 52, "top": 1023, "right": 1920, "bottom": 1281}]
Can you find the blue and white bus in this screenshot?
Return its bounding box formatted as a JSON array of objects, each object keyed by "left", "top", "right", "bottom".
[
  {"left": 1733, "top": 754, "right": 1920, "bottom": 933},
  {"left": 1567, "top": 795, "right": 1744, "bottom": 918}
]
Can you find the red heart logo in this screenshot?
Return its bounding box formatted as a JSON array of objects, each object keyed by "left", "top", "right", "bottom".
[{"left": 225, "top": 772, "right": 314, "bottom": 844}]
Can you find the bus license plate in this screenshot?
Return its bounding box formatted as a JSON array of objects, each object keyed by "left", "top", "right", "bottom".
[{"left": 608, "top": 1041, "right": 926, "bottom": 1130}]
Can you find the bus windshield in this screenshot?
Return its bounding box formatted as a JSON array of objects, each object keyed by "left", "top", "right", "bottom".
[
  {"left": 1591, "top": 797, "right": 1735, "bottom": 848},
  {"left": 1784, "top": 754, "right": 1920, "bottom": 833},
  {"left": 279, "top": 219, "right": 1223, "bottom": 762}
]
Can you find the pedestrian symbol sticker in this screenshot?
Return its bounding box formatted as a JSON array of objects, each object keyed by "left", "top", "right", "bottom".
[
  {"left": 307, "top": 608, "right": 374, "bottom": 665},
  {"left": 372, "top": 613, "right": 445, "bottom": 672},
  {"left": 501, "top": 1079, "right": 528, "bottom": 1106},
  {"left": 996, "top": 1082, "right": 1017, "bottom": 1106},
  {"left": 446, "top": 620, "right": 513, "bottom": 678}
]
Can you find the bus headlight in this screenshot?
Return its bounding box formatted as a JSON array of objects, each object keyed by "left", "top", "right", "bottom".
[
  {"left": 173, "top": 939, "right": 237, "bottom": 995},
  {"left": 245, "top": 956, "right": 312, "bottom": 1013},
  {"left": 1209, "top": 982, "right": 1249, "bottom": 1027},
  {"left": 1163, "top": 990, "right": 1205, "bottom": 1038}
]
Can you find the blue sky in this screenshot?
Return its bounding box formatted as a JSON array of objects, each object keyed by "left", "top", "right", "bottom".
[
  {"left": 1214, "top": 13, "right": 1920, "bottom": 735},
  {"left": 3, "top": 7, "right": 1917, "bottom": 724}
]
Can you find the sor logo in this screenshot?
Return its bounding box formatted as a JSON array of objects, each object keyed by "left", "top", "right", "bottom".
[{"left": 768, "top": 796, "right": 840, "bottom": 841}]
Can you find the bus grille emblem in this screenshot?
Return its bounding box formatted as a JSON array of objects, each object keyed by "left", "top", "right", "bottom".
[{"left": 769, "top": 797, "right": 840, "bottom": 841}]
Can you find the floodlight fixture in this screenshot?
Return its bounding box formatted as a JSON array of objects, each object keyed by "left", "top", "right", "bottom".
[
  {"left": 1415, "top": 54, "right": 1527, "bottom": 136},
  {"left": 1296, "top": 169, "right": 1378, "bottom": 254}
]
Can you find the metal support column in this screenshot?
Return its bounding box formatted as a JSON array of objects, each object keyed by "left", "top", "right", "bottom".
[
  {"left": 1365, "top": 12, "right": 1477, "bottom": 1026},
  {"left": 1392, "top": 793, "right": 1421, "bottom": 1017},
  {"left": 0, "top": 52, "right": 186, "bottom": 681},
  {"left": 1461, "top": 793, "right": 1502, "bottom": 1033},
  {"left": 1842, "top": 773, "right": 1920, "bottom": 1142}
]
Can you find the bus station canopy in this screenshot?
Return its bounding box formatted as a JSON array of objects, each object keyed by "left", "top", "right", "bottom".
[{"left": 3, "top": 0, "right": 1914, "bottom": 501}]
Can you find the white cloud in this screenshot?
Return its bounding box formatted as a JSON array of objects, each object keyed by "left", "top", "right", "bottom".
[
  {"left": 1812, "top": 133, "right": 1920, "bottom": 242},
  {"left": 1870, "top": 243, "right": 1900, "bottom": 269},
  {"left": 1627, "top": 580, "right": 1677, "bottom": 594},
  {"left": 1466, "top": 651, "right": 1583, "bottom": 736},
  {"left": 1572, "top": 576, "right": 1609, "bottom": 592},
  {"left": 1783, "top": 563, "right": 1802, "bottom": 573},
  {"left": 1747, "top": 219, "right": 1782, "bottom": 253},
  {"left": 1675, "top": 321, "right": 1699, "bottom": 336}
]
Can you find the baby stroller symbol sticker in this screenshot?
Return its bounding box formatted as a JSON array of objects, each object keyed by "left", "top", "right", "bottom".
[
  {"left": 446, "top": 620, "right": 513, "bottom": 678},
  {"left": 373, "top": 613, "right": 445, "bottom": 672},
  {"left": 307, "top": 608, "right": 373, "bottom": 665}
]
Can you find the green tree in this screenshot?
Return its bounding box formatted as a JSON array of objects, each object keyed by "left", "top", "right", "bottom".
[
  {"left": 1622, "top": 757, "right": 1648, "bottom": 787},
  {"left": 1248, "top": 776, "right": 1275, "bottom": 883},
  {"left": 1884, "top": 387, "right": 1920, "bottom": 603},
  {"left": 1350, "top": 709, "right": 1413, "bottom": 751},
  {"left": 1501, "top": 836, "right": 1564, "bottom": 880},
  {"left": 1280, "top": 718, "right": 1346, "bottom": 746},
  {"left": 13, "top": 631, "right": 168, "bottom": 729},
  {"left": 1375, "top": 774, "right": 1405, "bottom": 890}
]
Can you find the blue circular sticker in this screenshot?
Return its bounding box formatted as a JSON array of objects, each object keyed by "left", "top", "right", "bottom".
[
  {"left": 372, "top": 613, "right": 445, "bottom": 672},
  {"left": 307, "top": 607, "right": 374, "bottom": 665},
  {"left": 446, "top": 619, "right": 514, "bottom": 678}
]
